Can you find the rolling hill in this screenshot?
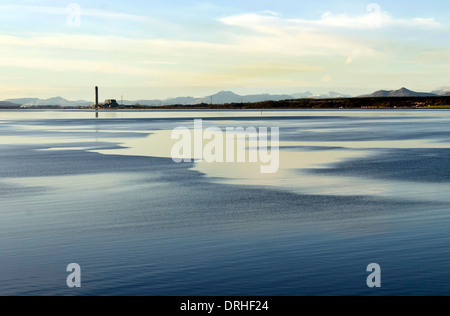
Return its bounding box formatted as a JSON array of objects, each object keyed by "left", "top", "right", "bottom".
[
  {"left": 3, "top": 87, "right": 447, "bottom": 108},
  {"left": 5, "top": 97, "right": 92, "bottom": 107},
  {"left": 362, "top": 88, "right": 437, "bottom": 98},
  {"left": 0, "top": 101, "right": 20, "bottom": 108}
]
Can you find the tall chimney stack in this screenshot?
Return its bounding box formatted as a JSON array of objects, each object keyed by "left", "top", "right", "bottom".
[{"left": 95, "top": 86, "right": 99, "bottom": 108}]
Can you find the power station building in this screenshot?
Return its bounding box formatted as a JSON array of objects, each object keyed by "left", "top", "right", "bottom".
[
  {"left": 103, "top": 99, "right": 120, "bottom": 108},
  {"left": 93, "top": 87, "right": 122, "bottom": 108}
]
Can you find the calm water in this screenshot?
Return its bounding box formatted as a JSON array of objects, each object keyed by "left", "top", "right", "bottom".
[{"left": 1, "top": 109, "right": 450, "bottom": 296}]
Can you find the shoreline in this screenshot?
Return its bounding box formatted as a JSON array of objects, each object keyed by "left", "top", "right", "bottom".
[{"left": 2, "top": 96, "right": 449, "bottom": 111}]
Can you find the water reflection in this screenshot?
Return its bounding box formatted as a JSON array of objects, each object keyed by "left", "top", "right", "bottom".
[{"left": 1, "top": 109, "right": 450, "bottom": 296}]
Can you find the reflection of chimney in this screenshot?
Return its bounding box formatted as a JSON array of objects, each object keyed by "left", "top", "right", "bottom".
[{"left": 95, "top": 86, "right": 99, "bottom": 107}]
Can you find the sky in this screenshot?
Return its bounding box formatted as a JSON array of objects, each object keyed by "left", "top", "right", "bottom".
[{"left": 0, "top": 0, "right": 449, "bottom": 101}]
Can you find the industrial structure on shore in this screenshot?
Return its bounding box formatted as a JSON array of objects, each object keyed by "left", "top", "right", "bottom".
[{"left": 93, "top": 86, "right": 126, "bottom": 109}]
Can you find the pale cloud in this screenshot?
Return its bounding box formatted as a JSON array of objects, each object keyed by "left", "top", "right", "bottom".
[
  {"left": 0, "top": 5, "right": 446, "bottom": 99},
  {"left": 217, "top": 10, "right": 444, "bottom": 66},
  {"left": 220, "top": 11, "right": 443, "bottom": 32},
  {"left": 419, "top": 50, "right": 450, "bottom": 62},
  {"left": 0, "top": 34, "right": 232, "bottom": 55},
  {"left": 0, "top": 4, "right": 156, "bottom": 23},
  {"left": 0, "top": 29, "right": 373, "bottom": 94},
  {"left": 345, "top": 49, "right": 362, "bottom": 65},
  {"left": 218, "top": 14, "right": 383, "bottom": 61},
  {"left": 0, "top": 84, "right": 59, "bottom": 98},
  {"left": 2, "top": 8, "right": 439, "bottom": 75},
  {"left": 0, "top": 32, "right": 325, "bottom": 91},
  {"left": 322, "top": 75, "right": 332, "bottom": 82},
  {"left": 195, "top": 62, "right": 323, "bottom": 85},
  {"left": 0, "top": 32, "right": 377, "bottom": 62},
  {"left": 307, "top": 11, "right": 442, "bottom": 29},
  {"left": 0, "top": 55, "right": 164, "bottom": 76}
]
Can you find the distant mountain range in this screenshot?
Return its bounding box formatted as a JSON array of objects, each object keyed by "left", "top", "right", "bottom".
[
  {"left": 123, "top": 91, "right": 301, "bottom": 106},
  {"left": 431, "top": 87, "right": 450, "bottom": 96},
  {"left": 0, "top": 101, "right": 21, "bottom": 107},
  {"left": 2, "top": 91, "right": 349, "bottom": 107},
  {"left": 4, "top": 97, "right": 92, "bottom": 107},
  {"left": 318, "top": 91, "right": 353, "bottom": 99},
  {"left": 1, "top": 87, "right": 448, "bottom": 107},
  {"left": 360, "top": 87, "right": 438, "bottom": 98},
  {"left": 124, "top": 91, "right": 354, "bottom": 106}
]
